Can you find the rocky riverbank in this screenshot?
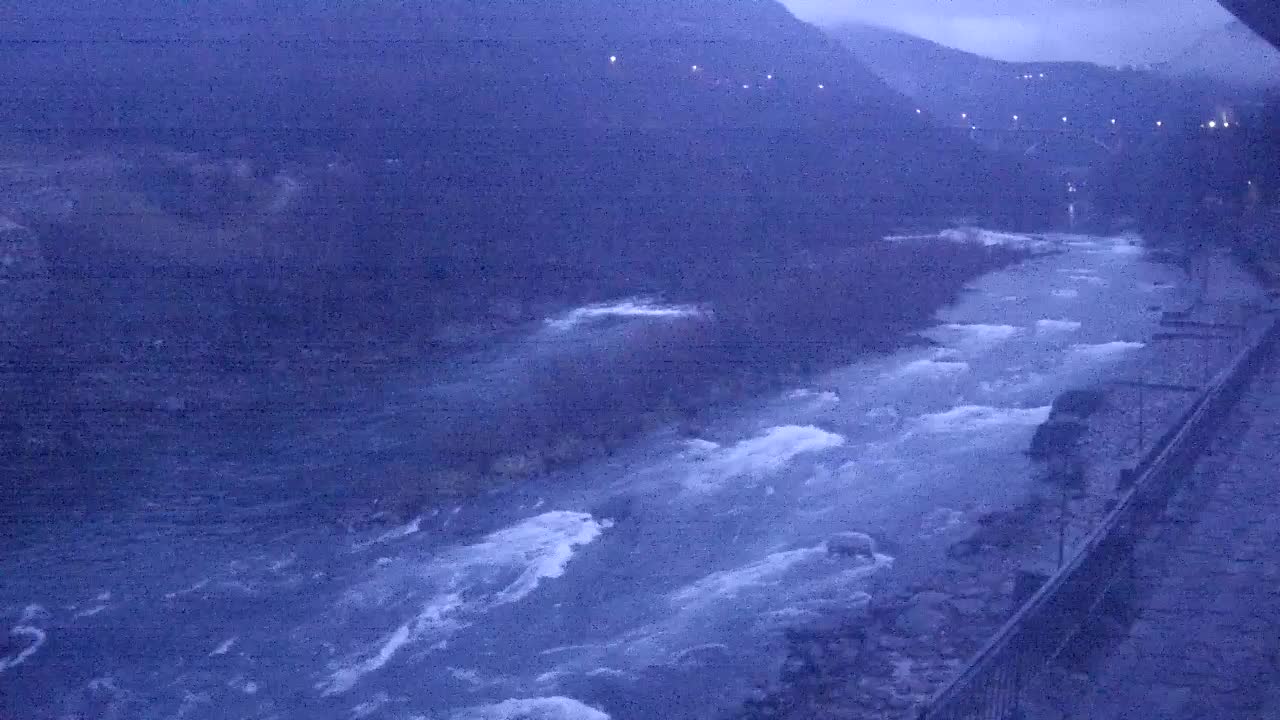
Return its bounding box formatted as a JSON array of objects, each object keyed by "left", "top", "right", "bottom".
[{"left": 728, "top": 242, "right": 1272, "bottom": 720}]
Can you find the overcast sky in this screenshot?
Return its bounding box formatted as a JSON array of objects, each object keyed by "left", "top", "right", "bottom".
[{"left": 781, "top": 0, "right": 1239, "bottom": 65}]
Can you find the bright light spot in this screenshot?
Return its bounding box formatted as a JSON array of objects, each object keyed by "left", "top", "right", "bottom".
[
  {"left": 691, "top": 65, "right": 699, "bottom": 72},
  {"left": 1208, "top": 120, "right": 1217, "bottom": 129},
  {"left": 609, "top": 55, "right": 617, "bottom": 64},
  {"left": 818, "top": 84, "right": 825, "bottom": 89},
  {"left": 767, "top": 74, "right": 773, "bottom": 80},
  {"left": 742, "top": 84, "right": 750, "bottom": 89},
  {"left": 1110, "top": 118, "right": 1117, "bottom": 124},
  {"left": 1156, "top": 120, "right": 1163, "bottom": 127},
  {"left": 1039, "top": 73, "right": 1045, "bottom": 78},
  {"left": 916, "top": 108, "right": 922, "bottom": 114},
  {"left": 961, "top": 113, "right": 967, "bottom": 119},
  {"left": 1223, "top": 121, "right": 1231, "bottom": 128},
  {"left": 1061, "top": 116, "right": 1068, "bottom": 123},
  {"left": 1012, "top": 114, "right": 1019, "bottom": 121}
]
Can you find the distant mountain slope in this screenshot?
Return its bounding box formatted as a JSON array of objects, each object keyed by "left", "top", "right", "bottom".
[
  {"left": 833, "top": 22, "right": 1220, "bottom": 132},
  {"left": 1, "top": 2, "right": 1049, "bottom": 277},
  {"left": 1155, "top": 20, "right": 1280, "bottom": 89}
]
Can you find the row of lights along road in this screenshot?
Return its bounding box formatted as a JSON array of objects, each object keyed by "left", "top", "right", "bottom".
[{"left": 608, "top": 56, "right": 1233, "bottom": 131}]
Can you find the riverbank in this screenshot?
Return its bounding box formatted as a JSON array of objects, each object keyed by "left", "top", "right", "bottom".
[
  {"left": 728, "top": 235, "right": 1270, "bottom": 720},
  {"left": 0, "top": 145, "right": 1030, "bottom": 529}
]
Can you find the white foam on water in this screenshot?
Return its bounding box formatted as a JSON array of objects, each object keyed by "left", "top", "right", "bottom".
[
  {"left": 350, "top": 691, "right": 393, "bottom": 719},
  {"left": 915, "top": 405, "right": 1052, "bottom": 434},
  {"left": 670, "top": 546, "right": 827, "bottom": 607},
  {"left": 210, "top": 637, "right": 237, "bottom": 656},
  {"left": 1052, "top": 289, "right": 1079, "bottom": 299},
  {"left": 164, "top": 578, "right": 210, "bottom": 600},
  {"left": 937, "top": 228, "right": 1049, "bottom": 250},
  {"left": 1035, "top": 319, "right": 1082, "bottom": 333},
  {"left": 927, "top": 323, "right": 1020, "bottom": 354},
  {"left": 545, "top": 299, "right": 706, "bottom": 332},
  {"left": 351, "top": 517, "right": 424, "bottom": 552},
  {"left": 683, "top": 426, "right": 845, "bottom": 491},
  {"left": 73, "top": 603, "right": 109, "bottom": 618},
  {"left": 1068, "top": 341, "right": 1145, "bottom": 363},
  {"left": 892, "top": 358, "right": 971, "bottom": 379},
  {"left": 786, "top": 388, "right": 840, "bottom": 406},
  {"left": 452, "top": 697, "right": 611, "bottom": 720},
  {"left": 0, "top": 624, "right": 45, "bottom": 673},
  {"left": 1069, "top": 274, "right": 1108, "bottom": 286},
  {"left": 323, "top": 512, "right": 611, "bottom": 695},
  {"left": 670, "top": 543, "right": 892, "bottom": 610}
]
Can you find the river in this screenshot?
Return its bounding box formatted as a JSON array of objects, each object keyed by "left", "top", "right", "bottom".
[{"left": 0, "top": 229, "right": 1205, "bottom": 720}]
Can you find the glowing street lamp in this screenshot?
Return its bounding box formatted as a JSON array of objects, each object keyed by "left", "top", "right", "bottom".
[
  {"left": 1208, "top": 120, "right": 1217, "bottom": 129},
  {"left": 609, "top": 55, "right": 617, "bottom": 64},
  {"left": 1110, "top": 118, "right": 1117, "bottom": 125},
  {"left": 691, "top": 64, "right": 699, "bottom": 72},
  {"left": 1061, "top": 116, "right": 1068, "bottom": 123},
  {"left": 767, "top": 74, "right": 774, "bottom": 80},
  {"left": 961, "top": 112, "right": 968, "bottom": 119},
  {"left": 818, "top": 83, "right": 825, "bottom": 89},
  {"left": 916, "top": 108, "right": 923, "bottom": 114},
  {"left": 1012, "top": 114, "right": 1019, "bottom": 121},
  {"left": 1156, "top": 120, "right": 1163, "bottom": 127}
]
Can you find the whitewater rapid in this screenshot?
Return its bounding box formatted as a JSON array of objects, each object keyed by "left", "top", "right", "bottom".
[{"left": 0, "top": 230, "right": 1202, "bottom": 720}]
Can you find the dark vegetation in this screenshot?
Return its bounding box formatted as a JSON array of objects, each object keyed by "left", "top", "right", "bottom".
[{"left": 1, "top": 2, "right": 1061, "bottom": 521}]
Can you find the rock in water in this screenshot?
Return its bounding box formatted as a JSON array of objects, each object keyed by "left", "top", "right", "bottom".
[{"left": 827, "top": 531, "right": 877, "bottom": 560}]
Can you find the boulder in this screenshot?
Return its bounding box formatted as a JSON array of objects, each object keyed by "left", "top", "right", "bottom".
[
  {"left": 827, "top": 531, "right": 877, "bottom": 560},
  {"left": 1028, "top": 420, "right": 1086, "bottom": 460}
]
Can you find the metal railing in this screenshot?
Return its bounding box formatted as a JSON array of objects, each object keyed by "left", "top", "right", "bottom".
[{"left": 917, "top": 315, "right": 1279, "bottom": 720}]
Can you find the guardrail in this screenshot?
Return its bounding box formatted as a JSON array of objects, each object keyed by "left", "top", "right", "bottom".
[{"left": 917, "top": 312, "right": 1280, "bottom": 720}]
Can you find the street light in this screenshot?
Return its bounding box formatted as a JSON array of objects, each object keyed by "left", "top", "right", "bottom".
[
  {"left": 609, "top": 55, "right": 618, "bottom": 64},
  {"left": 691, "top": 64, "right": 699, "bottom": 72},
  {"left": 1208, "top": 120, "right": 1217, "bottom": 129},
  {"left": 1061, "top": 116, "right": 1068, "bottom": 123},
  {"left": 818, "top": 83, "right": 825, "bottom": 89},
  {"left": 1156, "top": 120, "right": 1163, "bottom": 127},
  {"left": 1110, "top": 118, "right": 1117, "bottom": 125}
]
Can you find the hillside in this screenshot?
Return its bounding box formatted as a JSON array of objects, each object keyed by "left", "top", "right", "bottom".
[
  {"left": 1155, "top": 20, "right": 1280, "bottom": 90},
  {"left": 834, "top": 22, "right": 1221, "bottom": 133},
  {"left": 0, "top": 2, "right": 1053, "bottom": 314}
]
